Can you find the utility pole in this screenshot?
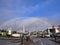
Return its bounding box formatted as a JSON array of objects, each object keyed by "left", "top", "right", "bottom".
[
  {"left": 21, "top": 25, "right": 25, "bottom": 44},
  {"left": 23, "top": 25, "right": 25, "bottom": 33}
]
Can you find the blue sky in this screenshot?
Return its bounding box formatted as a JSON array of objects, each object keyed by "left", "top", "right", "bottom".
[{"left": 0, "top": 0, "right": 60, "bottom": 26}]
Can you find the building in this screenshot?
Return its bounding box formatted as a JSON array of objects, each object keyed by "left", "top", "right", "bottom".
[
  {"left": 8, "top": 29, "right": 12, "bottom": 35},
  {"left": 1, "top": 30, "right": 7, "bottom": 36},
  {"left": 30, "top": 31, "right": 37, "bottom": 35},
  {"left": 37, "top": 31, "right": 43, "bottom": 35}
]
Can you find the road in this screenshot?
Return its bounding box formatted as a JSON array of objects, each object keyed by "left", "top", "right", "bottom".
[
  {"left": 30, "top": 38, "right": 60, "bottom": 45},
  {"left": 0, "top": 40, "right": 20, "bottom": 45},
  {"left": 0, "top": 37, "right": 60, "bottom": 45}
]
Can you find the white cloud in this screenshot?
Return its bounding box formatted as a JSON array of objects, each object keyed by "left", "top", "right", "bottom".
[
  {"left": 0, "top": 17, "right": 52, "bottom": 31},
  {"left": 0, "top": 0, "right": 58, "bottom": 28},
  {"left": 0, "top": 0, "right": 54, "bottom": 17},
  {"left": 49, "top": 13, "right": 60, "bottom": 26}
]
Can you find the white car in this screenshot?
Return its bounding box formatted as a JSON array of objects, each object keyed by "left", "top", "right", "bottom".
[
  {"left": 12, "top": 34, "right": 20, "bottom": 37},
  {"left": 44, "top": 34, "right": 50, "bottom": 38}
]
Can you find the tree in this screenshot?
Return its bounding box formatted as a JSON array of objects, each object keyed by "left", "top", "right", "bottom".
[{"left": 12, "top": 31, "right": 17, "bottom": 34}]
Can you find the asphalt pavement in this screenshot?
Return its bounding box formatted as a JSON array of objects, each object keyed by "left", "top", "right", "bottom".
[
  {"left": 30, "top": 38, "right": 60, "bottom": 45},
  {"left": 0, "top": 37, "right": 60, "bottom": 45}
]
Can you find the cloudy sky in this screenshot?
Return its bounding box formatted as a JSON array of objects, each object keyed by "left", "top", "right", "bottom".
[{"left": 0, "top": 0, "right": 60, "bottom": 31}]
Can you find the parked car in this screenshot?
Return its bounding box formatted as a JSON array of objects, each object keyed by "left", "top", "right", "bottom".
[
  {"left": 11, "top": 33, "right": 20, "bottom": 38},
  {"left": 44, "top": 34, "right": 50, "bottom": 38},
  {"left": 56, "top": 33, "right": 60, "bottom": 37}
]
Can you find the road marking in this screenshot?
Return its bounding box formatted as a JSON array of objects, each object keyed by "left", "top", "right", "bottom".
[
  {"left": 39, "top": 39, "right": 44, "bottom": 45},
  {"left": 33, "top": 39, "right": 38, "bottom": 43}
]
